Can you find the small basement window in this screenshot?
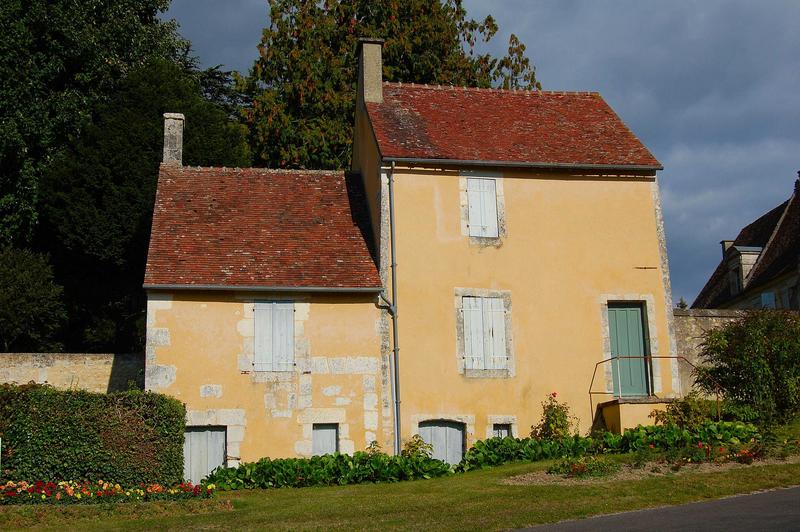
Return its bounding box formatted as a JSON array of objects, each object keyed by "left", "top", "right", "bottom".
[
  {"left": 492, "top": 423, "right": 512, "bottom": 439},
  {"left": 312, "top": 423, "right": 339, "bottom": 455}
]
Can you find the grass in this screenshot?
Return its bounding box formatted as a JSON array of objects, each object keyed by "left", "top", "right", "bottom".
[{"left": 2, "top": 458, "right": 799, "bottom": 530}]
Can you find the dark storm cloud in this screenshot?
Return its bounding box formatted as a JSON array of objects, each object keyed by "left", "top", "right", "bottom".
[{"left": 164, "top": 0, "right": 800, "bottom": 303}]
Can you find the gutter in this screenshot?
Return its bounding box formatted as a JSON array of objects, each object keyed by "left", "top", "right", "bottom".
[
  {"left": 379, "top": 161, "right": 403, "bottom": 456},
  {"left": 383, "top": 157, "right": 663, "bottom": 172},
  {"left": 143, "top": 284, "right": 383, "bottom": 293}
]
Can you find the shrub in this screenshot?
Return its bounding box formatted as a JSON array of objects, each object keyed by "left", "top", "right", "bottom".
[
  {"left": 206, "top": 450, "right": 451, "bottom": 491},
  {"left": 531, "top": 392, "right": 576, "bottom": 439},
  {"left": 0, "top": 384, "right": 185, "bottom": 485},
  {"left": 696, "top": 311, "right": 800, "bottom": 425},
  {"left": 650, "top": 393, "right": 716, "bottom": 430},
  {"left": 401, "top": 434, "right": 434, "bottom": 458}
]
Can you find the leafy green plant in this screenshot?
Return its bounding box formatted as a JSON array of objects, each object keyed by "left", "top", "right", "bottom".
[
  {"left": 546, "top": 456, "right": 620, "bottom": 478},
  {"left": 0, "top": 384, "right": 185, "bottom": 485},
  {"left": 206, "top": 449, "right": 451, "bottom": 491},
  {"left": 401, "top": 435, "right": 434, "bottom": 458},
  {"left": 650, "top": 393, "right": 716, "bottom": 429},
  {"left": 531, "top": 392, "right": 576, "bottom": 439},
  {"left": 695, "top": 311, "right": 800, "bottom": 425}
]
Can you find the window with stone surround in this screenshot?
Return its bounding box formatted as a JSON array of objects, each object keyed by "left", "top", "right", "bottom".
[
  {"left": 454, "top": 288, "right": 514, "bottom": 378},
  {"left": 254, "top": 301, "right": 294, "bottom": 371},
  {"left": 466, "top": 177, "right": 499, "bottom": 237}
]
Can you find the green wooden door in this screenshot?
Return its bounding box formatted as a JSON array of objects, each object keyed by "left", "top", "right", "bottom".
[{"left": 608, "top": 304, "right": 649, "bottom": 397}]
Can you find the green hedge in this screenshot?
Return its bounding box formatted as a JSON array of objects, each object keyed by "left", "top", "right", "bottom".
[
  {"left": 0, "top": 384, "right": 185, "bottom": 485},
  {"left": 207, "top": 451, "right": 452, "bottom": 490}
]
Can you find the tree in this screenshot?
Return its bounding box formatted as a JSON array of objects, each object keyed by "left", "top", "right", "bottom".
[
  {"left": 36, "top": 60, "right": 251, "bottom": 352},
  {"left": 696, "top": 311, "right": 800, "bottom": 425},
  {"left": 0, "top": 0, "right": 187, "bottom": 246},
  {"left": 242, "top": 0, "right": 540, "bottom": 170},
  {"left": 0, "top": 247, "right": 66, "bottom": 352}
]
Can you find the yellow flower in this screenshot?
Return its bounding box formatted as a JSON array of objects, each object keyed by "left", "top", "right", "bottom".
[{"left": 76, "top": 494, "right": 81, "bottom": 500}]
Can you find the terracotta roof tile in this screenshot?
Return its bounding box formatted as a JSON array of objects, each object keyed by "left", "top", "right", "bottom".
[
  {"left": 144, "top": 165, "right": 381, "bottom": 290},
  {"left": 367, "top": 83, "right": 661, "bottom": 168}
]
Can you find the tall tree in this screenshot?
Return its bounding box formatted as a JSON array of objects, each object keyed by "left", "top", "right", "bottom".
[
  {"left": 243, "top": 0, "right": 540, "bottom": 170},
  {"left": 0, "top": 247, "right": 66, "bottom": 352},
  {"left": 37, "top": 60, "right": 250, "bottom": 352},
  {"left": 0, "top": 0, "right": 187, "bottom": 246}
]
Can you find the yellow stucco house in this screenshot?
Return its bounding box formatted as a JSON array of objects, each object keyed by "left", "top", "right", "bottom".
[{"left": 145, "top": 39, "right": 678, "bottom": 481}]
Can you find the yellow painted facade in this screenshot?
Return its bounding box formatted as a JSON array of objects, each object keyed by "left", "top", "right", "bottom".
[
  {"left": 352, "top": 156, "right": 679, "bottom": 445},
  {"left": 146, "top": 291, "right": 390, "bottom": 464}
]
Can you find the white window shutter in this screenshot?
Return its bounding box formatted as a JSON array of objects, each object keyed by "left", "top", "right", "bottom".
[
  {"left": 273, "top": 302, "right": 295, "bottom": 371},
  {"left": 482, "top": 179, "right": 498, "bottom": 237},
  {"left": 463, "top": 297, "right": 485, "bottom": 369},
  {"left": 254, "top": 302, "right": 273, "bottom": 371},
  {"left": 467, "top": 178, "right": 498, "bottom": 238},
  {"left": 486, "top": 298, "right": 507, "bottom": 369},
  {"left": 467, "top": 179, "right": 484, "bottom": 237}
]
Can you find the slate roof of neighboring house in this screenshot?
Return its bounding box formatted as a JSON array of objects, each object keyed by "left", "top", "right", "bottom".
[
  {"left": 692, "top": 182, "right": 800, "bottom": 308},
  {"left": 144, "top": 165, "right": 381, "bottom": 290},
  {"left": 366, "top": 83, "right": 661, "bottom": 169}
]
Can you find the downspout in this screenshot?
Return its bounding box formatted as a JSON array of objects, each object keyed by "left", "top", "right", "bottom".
[{"left": 381, "top": 161, "right": 402, "bottom": 456}]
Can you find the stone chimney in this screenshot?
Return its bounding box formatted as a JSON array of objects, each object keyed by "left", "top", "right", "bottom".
[
  {"left": 163, "top": 113, "right": 185, "bottom": 165},
  {"left": 357, "top": 38, "right": 384, "bottom": 104}
]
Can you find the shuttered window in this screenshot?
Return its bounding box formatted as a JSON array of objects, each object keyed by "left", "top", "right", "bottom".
[
  {"left": 466, "top": 178, "right": 499, "bottom": 237},
  {"left": 312, "top": 424, "right": 339, "bottom": 455},
  {"left": 254, "top": 301, "right": 294, "bottom": 371},
  {"left": 463, "top": 296, "right": 507, "bottom": 370}
]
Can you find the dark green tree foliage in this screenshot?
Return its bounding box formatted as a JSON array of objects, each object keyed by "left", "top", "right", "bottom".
[
  {"left": 0, "top": 384, "right": 185, "bottom": 484},
  {"left": 0, "top": 247, "right": 66, "bottom": 352},
  {"left": 0, "top": 0, "right": 187, "bottom": 246},
  {"left": 243, "top": 0, "right": 540, "bottom": 169},
  {"left": 696, "top": 311, "right": 800, "bottom": 425},
  {"left": 37, "top": 60, "right": 250, "bottom": 352}
]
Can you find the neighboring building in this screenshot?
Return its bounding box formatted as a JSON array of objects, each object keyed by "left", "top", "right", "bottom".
[
  {"left": 145, "top": 39, "right": 678, "bottom": 481},
  {"left": 693, "top": 177, "right": 800, "bottom": 310}
]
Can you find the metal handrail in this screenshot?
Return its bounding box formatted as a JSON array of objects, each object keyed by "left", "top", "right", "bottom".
[{"left": 588, "top": 355, "right": 723, "bottom": 423}]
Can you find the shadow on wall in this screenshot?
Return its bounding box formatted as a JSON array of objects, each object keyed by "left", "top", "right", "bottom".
[{"left": 0, "top": 353, "right": 145, "bottom": 393}]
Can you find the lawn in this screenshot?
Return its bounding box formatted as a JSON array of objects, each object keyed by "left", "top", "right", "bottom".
[{"left": 2, "top": 458, "right": 799, "bottom": 530}]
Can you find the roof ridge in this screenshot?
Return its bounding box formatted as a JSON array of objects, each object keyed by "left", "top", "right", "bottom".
[
  {"left": 382, "top": 81, "right": 599, "bottom": 96},
  {"left": 161, "top": 164, "right": 343, "bottom": 175},
  {"left": 743, "top": 189, "right": 796, "bottom": 288}
]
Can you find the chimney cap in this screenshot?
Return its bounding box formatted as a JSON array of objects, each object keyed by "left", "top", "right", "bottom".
[
  {"left": 357, "top": 37, "right": 385, "bottom": 45},
  {"left": 164, "top": 112, "right": 185, "bottom": 121}
]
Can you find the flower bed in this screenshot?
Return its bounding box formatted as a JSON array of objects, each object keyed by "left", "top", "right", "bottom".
[{"left": 0, "top": 480, "right": 215, "bottom": 505}]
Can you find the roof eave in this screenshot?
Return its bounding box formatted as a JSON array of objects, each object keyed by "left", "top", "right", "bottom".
[
  {"left": 381, "top": 157, "right": 663, "bottom": 172},
  {"left": 143, "top": 283, "right": 384, "bottom": 293}
]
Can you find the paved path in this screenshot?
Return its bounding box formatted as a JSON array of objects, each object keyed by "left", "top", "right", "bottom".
[{"left": 527, "top": 486, "right": 800, "bottom": 531}]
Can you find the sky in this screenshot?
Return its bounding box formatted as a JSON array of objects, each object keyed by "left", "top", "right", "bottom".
[{"left": 164, "top": 0, "right": 800, "bottom": 304}]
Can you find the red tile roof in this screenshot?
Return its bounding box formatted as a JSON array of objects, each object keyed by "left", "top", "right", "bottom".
[
  {"left": 366, "top": 83, "right": 661, "bottom": 169},
  {"left": 144, "top": 166, "right": 381, "bottom": 290}
]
